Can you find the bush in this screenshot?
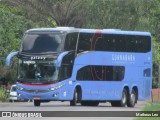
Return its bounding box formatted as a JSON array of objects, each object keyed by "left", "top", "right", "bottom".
[{"left": 0, "top": 87, "right": 8, "bottom": 102}]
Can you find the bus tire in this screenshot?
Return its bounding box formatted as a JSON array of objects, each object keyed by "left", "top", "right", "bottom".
[
  {"left": 118, "top": 89, "right": 127, "bottom": 107},
  {"left": 70, "top": 89, "right": 78, "bottom": 106},
  {"left": 34, "top": 100, "right": 40, "bottom": 107},
  {"left": 111, "top": 89, "right": 127, "bottom": 107},
  {"left": 127, "top": 89, "right": 137, "bottom": 107}
]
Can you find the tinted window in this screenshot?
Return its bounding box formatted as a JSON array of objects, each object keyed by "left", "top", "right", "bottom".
[
  {"left": 76, "top": 65, "right": 125, "bottom": 81},
  {"left": 76, "top": 66, "right": 93, "bottom": 80},
  {"left": 103, "top": 34, "right": 151, "bottom": 53},
  {"left": 58, "top": 52, "right": 75, "bottom": 81},
  {"left": 64, "top": 33, "right": 78, "bottom": 51},
  {"left": 143, "top": 68, "right": 151, "bottom": 77},
  {"left": 77, "top": 33, "right": 151, "bottom": 53},
  {"left": 77, "top": 33, "right": 93, "bottom": 53},
  {"left": 21, "top": 33, "right": 63, "bottom": 53},
  {"left": 59, "top": 65, "right": 73, "bottom": 80}
]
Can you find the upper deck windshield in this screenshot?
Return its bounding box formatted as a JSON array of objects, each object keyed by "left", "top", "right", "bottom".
[
  {"left": 18, "top": 60, "right": 59, "bottom": 84},
  {"left": 21, "top": 32, "right": 64, "bottom": 54}
]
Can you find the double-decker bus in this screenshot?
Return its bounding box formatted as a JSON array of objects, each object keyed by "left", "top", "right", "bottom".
[{"left": 6, "top": 27, "right": 152, "bottom": 107}]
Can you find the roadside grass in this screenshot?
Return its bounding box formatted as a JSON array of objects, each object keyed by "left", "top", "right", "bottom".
[
  {"left": 0, "top": 87, "right": 8, "bottom": 102},
  {"left": 135, "top": 100, "right": 160, "bottom": 120}
]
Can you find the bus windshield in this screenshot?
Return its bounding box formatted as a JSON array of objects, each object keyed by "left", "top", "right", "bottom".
[
  {"left": 21, "top": 33, "right": 64, "bottom": 53},
  {"left": 17, "top": 60, "right": 59, "bottom": 84}
]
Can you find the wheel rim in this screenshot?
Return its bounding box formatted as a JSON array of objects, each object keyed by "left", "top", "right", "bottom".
[
  {"left": 75, "top": 91, "right": 78, "bottom": 102},
  {"left": 131, "top": 92, "right": 136, "bottom": 104},
  {"left": 122, "top": 91, "right": 127, "bottom": 104}
]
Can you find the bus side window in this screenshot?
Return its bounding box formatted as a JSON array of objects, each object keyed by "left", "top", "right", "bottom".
[
  {"left": 59, "top": 65, "right": 72, "bottom": 80},
  {"left": 59, "top": 52, "right": 75, "bottom": 81},
  {"left": 126, "top": 36, "right": 133, "bottom": 52},
  {"left": 94, "top": 38, "right": 103, "bottom": 51},
  {"left": 64, "top": 33, "right": 78, "bottom": 51},
  {"left": 143, "top": 68, "right": 151, "bottom": 77},
  {"left": 138, "top": 36, "right": 151, "bottom": 53},
  {"left": 77, "top": 33, "right": 93, "bottom": 53},
  {"left": 115, "top": 35, "right": 126, "bottom": 52},
  {"left": 76, "top": 65, "right": 125, "bottom": 81},
  {"left": 77, "top": 65, "right": 104, "bottom": 81},
  {"left": 103, "top": 35, "right": 116, "bottom": 51},
  {"left": 126, "top": 35, "right": 151, "bottom": 53},
  {"left": 76, "top": 66, "right": 93, "bottom": 80}
]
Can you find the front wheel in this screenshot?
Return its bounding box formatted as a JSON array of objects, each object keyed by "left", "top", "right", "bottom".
[
  {"left": 127, "top": 89, "right": 137, "bottom": 107},
  {"left": 70, "top": 89, "right": 78, "bottom": 106}
]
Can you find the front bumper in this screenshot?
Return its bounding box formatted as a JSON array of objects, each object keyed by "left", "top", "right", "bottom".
[
  {"left": 17, "top": 89, "right": 60, "bottom": 101},
  {"left": 9, "top": 96, "right": 18, "bottom": 101}
]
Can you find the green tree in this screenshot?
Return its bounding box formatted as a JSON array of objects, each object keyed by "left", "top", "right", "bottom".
[
  {"left": 3, "top": 0, "right": 87, "bottom": 27},
  {"left": 85, "top": 0, "right": 155, "bottom": 31},
  {"left": 0, "top": 5, "right": 35, "bottom": 83},
  {"left": 149, "top": 0, "right": 160, "bottom": 88}
]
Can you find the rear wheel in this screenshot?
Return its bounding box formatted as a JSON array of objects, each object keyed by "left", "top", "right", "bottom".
[
  {"left": 111, "top": 89, "right": 127, "bottom": 107},
  {"left": 127, "top": 89, "right": 137, "bottom": 107},
  {"left": 34, "top": 100, "right": 40, "bottom": 106}
]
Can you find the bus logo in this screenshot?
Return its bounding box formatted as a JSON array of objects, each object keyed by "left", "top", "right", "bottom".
[
  {"left": 31, "top": 56, "right": 46, "bottom": 60},
  {"left": 112, "top": 54, "right": 136, "bottom": 61}
]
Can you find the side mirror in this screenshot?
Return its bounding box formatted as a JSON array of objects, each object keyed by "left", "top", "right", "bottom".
[
  {"left": 6, "top": 51, "right": 18, "bottom": 67},
  {"left": 56, "top": 51, "right": 69, "bottom": 68}
]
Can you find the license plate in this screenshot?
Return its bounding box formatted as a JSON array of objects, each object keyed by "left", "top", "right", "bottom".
[{"left": 33, "top": 96, "right": 40, "bottom": 100}]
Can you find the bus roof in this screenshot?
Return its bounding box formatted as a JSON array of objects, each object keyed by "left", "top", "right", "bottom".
[
  {"left": 25, "top": 27, "right": 151, "bottom": 36},
  {"left": 80, "top": 29, "right": 151, "bottom": 36},
  {"left": 25, "top": 27, "right": 79, "bottom": 33}
]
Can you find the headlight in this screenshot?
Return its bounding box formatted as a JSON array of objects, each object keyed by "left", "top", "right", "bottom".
[{"left": 50, "top": 83, "right": 65, "bottom": 91}]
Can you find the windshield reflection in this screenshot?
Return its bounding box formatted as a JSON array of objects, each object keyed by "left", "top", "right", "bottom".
[
  {"left": 21, "top": 33, "right": 64, "bottom": 53},
  {"left": 18, "top": 60, "right": 58, "bottom": 84}
]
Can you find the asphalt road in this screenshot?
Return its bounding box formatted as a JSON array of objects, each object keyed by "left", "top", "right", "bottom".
[{"left": 0, "top": 101, "right": 147, "bottom": 120}]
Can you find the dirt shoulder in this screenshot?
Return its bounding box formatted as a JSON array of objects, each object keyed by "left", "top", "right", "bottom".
[{"left": 152, "top": 88, "right": 160, "bottom": 101}]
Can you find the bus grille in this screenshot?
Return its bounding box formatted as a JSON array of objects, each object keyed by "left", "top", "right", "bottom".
[{"left": 23, "top": 89, "right": 50, "bottom": 94}]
